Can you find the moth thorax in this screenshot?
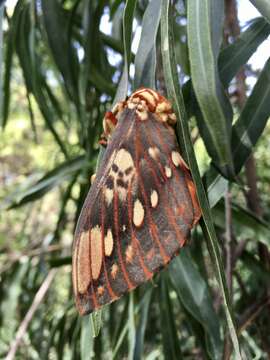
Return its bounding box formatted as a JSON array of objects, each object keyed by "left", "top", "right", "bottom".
[
  {"left": 127, "top": 88, "right": 177, "bottom": 125},
  {"left": 102, "top": 88, "right": 177, "bottom": 139}
]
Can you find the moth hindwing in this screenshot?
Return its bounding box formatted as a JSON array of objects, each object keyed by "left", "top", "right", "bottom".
[{"left": 72, "top": 88, "right": 201, "bottom": 315}]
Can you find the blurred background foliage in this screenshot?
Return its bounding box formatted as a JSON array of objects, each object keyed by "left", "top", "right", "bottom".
[{"left": 0, "top": 0, "right": 270, "bottom": 359}]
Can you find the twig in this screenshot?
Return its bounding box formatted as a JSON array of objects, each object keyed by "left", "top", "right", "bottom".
[
  {"left": 5, "top": 269, "right": 57, "bottom": 360},
  {"left": 238, "top": 295, "right": 270, "bottom": 334}
]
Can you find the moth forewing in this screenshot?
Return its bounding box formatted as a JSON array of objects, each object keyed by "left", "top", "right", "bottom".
[{"left": 72, "top": 88, "right": 201, "bottom": 315}]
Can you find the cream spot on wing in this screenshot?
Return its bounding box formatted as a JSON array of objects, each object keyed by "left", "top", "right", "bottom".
[
  {"left": 90, "top": 226, "right": 102, "bottom": 280},
  {"left": 77, "top": 231, "right": 91, "bottom": 294},
  {"left": 150, "top": 190, "right": 158, "bottom": 208},
  {"left": 171, "top": 151, "right": 183, "bottom": 167},
  {"left": 104, "top": 187, "right": 114, "bottom": 205},
  {"left": 114, "top": 149, "right": 134, "bottom": 172},
  {"left": 148, "top": 146, "right": 160, "bottom": 159},
  {"left": 122, "top": 225, "right": 126, "bottom": 232},
  {"left": 126, "top": 244, "right": 133, "bottom": 263},
  {"left": 104, "top": 229, "right": 113, "bottom": 256},
  {"left": 133, "top": 199, "right": 145, "bottom": 227},
  {"left": 111, "top": 263, "right": 118, "bottom": 279},
  {"left": 165, "top": 166, "right": 172, "bottom": 178},
  {"left": 118, "top": 187, "right": 127, "bottom": 201}
]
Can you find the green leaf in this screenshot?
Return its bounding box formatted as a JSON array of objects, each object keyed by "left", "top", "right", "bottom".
[
  {"left": 232, "top": 57, "right": 270, "bottom": 174},
  {"left": 160, "top": 1, "right": 242, "bottom": 357},
  {"left": 114, "top": 0, "right": 137, "bottom": 104},
  {"left": 204, "top": 57, "right": 270, "bottom": 207},
  {"left": 2, "top": 156, "right": 88, "bottom": 209},
  {"left": 169, "top": 250, "right": 222, "bottom": 360},
  {"left": 81, "top": 316, "right": 94, "bottom": 360},
  {"left": 159, "top": 273, "right": 183, "bottom": 360},
  {"left": 134, "top": 0, "right": 162, "bottom": 89},
  {"left": 241, "top": 251, "right": 270, "bottom": 284},
  {"left": 1, "top": 11, "right": 16, "bottom": 128},
  {"left": 219, "top": 17, "right": 270, "bottom": 86},
  {"left": 187, "top": 0, "right": 233, "bottom": 173},
  {"left": 41, "top": 0, "right": 79, "bottom": 103},
  {"left": 134, "top": 288, "right": 153, "bottom": 359},
  {"left": 112, "top": 290, "right": 151, "bottom": 359},
  {"left": 14, "top": 3, "right": 69, "bottom": 158},
  {"left": 205, "top": 167, "right": 228, "bottom": 209},
  {"left": 128, "top": 292, "right": 136, "bottom": 359},
  {"left": 250, "top": 0, "right": 270, "bottom": 24},
  {"left": 213, "top": 201, "right": 270, "bottom": 249},
  {"left": 183, "top": 17, "right": 270, "bottom": 122},
  {"left": 0, "top": 4, "right": 4, "bottom": 126},
  {"left": 90, "top": 311, "right": 102, "bottom": 338}
]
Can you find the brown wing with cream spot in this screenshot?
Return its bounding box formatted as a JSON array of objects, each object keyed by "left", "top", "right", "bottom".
[{"left": 72, "top": 99, "right": 201, "bottom": 316}]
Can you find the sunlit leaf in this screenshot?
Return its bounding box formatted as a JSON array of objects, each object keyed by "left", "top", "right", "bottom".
[
  {"left": 219, "top": 17, "right": 270, "bottom": 86},
  {"left": 114, "top": 0, "right": 137, "bottom": 104},
  {"left": 250, "top": 0, "right": 270, "bottom": 24},
  {"left": 160, "top": 1, "right": 241, "bottom": 357},
  {"left": 2, "top": 156, "right": 89, "bottom": 209},
  {"left": 232, "top": 57, "right": 270, "bottom": 173},
  {"left": 134, "top": 0, "right": 162, "bottom": 89},
  {"left": 169, "top": 250, "right": 222, "bottom": 360},
  {"left": 187, "top": 0, "right": 233, "bottom": 173}
]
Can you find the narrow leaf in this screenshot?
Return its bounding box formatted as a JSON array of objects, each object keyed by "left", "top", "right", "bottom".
[
  {"left": 232, "top": 57, "right": 270, "bottom": 173},
  {"left": 213, "top": 201, "right": 270, "bottom": 248},
  {"left": 0, "top": 4, "right": 4, "bottom": 123},
  {"left": 250, "top": 0, "right": 270, "bottom": 24},
  {"left": 41, "top": 0, "right": 79, "bottom": 103},
  {"left": 134, "top": 288, "right": 153, "bottom": 359},
  {"left": 187, "top": 0, "right": 233, "bottom": 173},
  {"left": 2, "top": 156, "right": 88, "bottom": 209},
  {"left": 81, "top": 316, "right": 94, "bottom": 360},
  {"left": 134, "top": 0, "right": 162, "bottom": 89},
  {"left": 160, "top": 1, "right": 242, "bottom": 357},
  {"left": 128, "top": 292, "right": 136, "bottom": 359},
  {"left": 90, "top": 310, "right": 102, "bottom": 338},
  {"left": 169, "top": 251, "right": 222, "bottom": 360},
  {"left": 159, "top": 273, "right": 182, "bottom": 360},
  {"left": 219, "top": 17, "right": 270, "bottom": 86},
  {"left": 114, "top": 0, "right": 137, "bottom": 104},
  {"left": 1, "top": 12, "right": 15, "bottom": 128}
]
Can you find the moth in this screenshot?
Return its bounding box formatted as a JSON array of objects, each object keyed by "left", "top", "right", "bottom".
[{"left": 72, "top": 88, "right": 201, "bottom": 315}]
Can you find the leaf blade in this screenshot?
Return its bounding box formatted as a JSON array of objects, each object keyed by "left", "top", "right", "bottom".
[
  {"left": 187, "top": 0, "right": 233, "bottom": 172},
  {"left": 134, "top": 0, "right": 162, "bottom": 89},
  {"left": 114, "top": 0, "right": 137, "bottom": 104},
  {"left": 232, "top": 57, "right": 270, "bottom": 173},
  {"left": 160, "top": 1, "right": 242, "bottom": 357},
  {"left": 250, "top": 0, "right": 270, "bottom": 24}
]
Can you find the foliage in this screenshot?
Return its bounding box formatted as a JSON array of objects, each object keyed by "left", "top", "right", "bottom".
[{"left": 1, "top": 0, "right": 270, "bottom": 359}]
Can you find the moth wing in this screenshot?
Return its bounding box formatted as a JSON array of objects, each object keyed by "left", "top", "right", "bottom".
[{"left": 72, "top": 109, "right": 200, "bottom": 315}]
